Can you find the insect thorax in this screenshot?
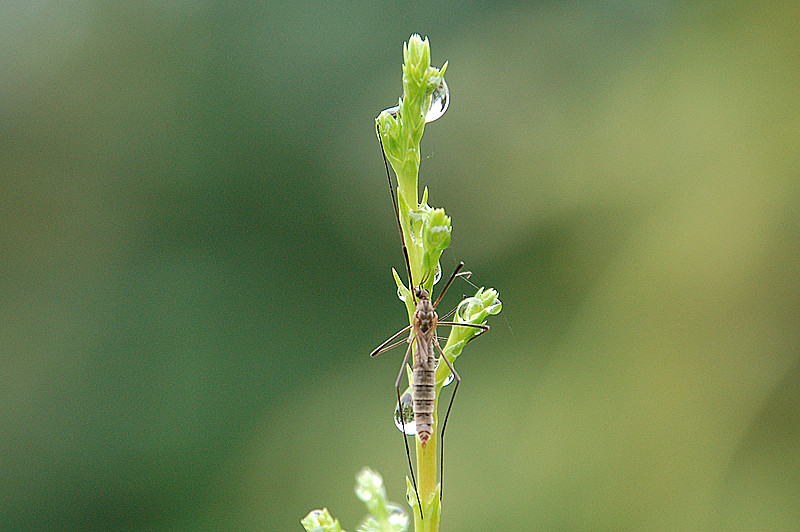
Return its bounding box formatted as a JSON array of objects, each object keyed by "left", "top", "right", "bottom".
[{"left": 414, "top": 299, "right": 437, "bottom": 335}]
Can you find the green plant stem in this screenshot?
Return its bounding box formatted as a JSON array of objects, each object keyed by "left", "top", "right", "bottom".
[
  {"left": 376, "top": 34, "right": 502, "bottom": 532},
  {"left": 303, "top": 33, "right": 501, "bottom": 532},
  {"left": 416, "top": 414, "right": 438, "bottom": 532},
  {"left": 376, "top": 36, "right": 447, "bottom": 531}
]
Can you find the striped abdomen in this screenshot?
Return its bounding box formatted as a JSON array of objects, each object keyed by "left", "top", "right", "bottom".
[{"left": 412, "top": 334, "right": 437, "bottom": 445}]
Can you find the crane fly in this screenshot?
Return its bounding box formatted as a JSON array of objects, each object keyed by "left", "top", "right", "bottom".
[{"left": 372, "top": 122, "right": 490, "bottom": 518}]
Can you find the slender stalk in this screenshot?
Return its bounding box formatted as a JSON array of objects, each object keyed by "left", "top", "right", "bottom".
[
  {"left": 303, "top": 33, "right": 500, "bottom": 532},
  {"left": 376, "top": 34, "right": 502, "bottom": 532},
  {"left": 416, "top": 412, "right": 438, "bottom": 532},
  {"left": 376, "top": 35, "right": 447, "bottom": 531}
]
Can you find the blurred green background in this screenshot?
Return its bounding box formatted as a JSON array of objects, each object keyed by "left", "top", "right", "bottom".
[{"left": 3, "top": 2, "right": 799, "bottom": 530}]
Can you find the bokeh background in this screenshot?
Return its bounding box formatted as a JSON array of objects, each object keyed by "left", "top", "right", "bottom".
[{"left": 3, "top": 2, "right": 799, "bottom": 530}]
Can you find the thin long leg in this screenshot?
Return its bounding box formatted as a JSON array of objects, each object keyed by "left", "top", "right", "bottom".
[
  {"left": 438, "top": 299, "right": 468, "bottom": 321},
  {"left": 377, "top": 124, "right": 416, "bottom": 302},
  {"left": 464, "top": 324, "right": 490, "bottom": 344},
  {"left": 432, "top": 322, "right": 489, "bottom": 500},
  {"left": 376, "top": 337, "right": 411, "bottom": 355},
  {"left": 394, "top": 336, "right": 424, "bottom": 520},
  {"left": 439, "top": 305, "right": 457, "bottom": 321},
  {"left": 433, "top": 262, "right": 465, "bottom": 308},
  {"left": 438, "top": 321, "right": 490, "bottom": 332},
  {"left": 434, "top": 341, "right": 461, "bottom": 502},
  {"left": 437, "top": 321, "right": 490, "bottom": 347},
  {"left": 371, "top": 324, "right": 412, "bottom": 357}
]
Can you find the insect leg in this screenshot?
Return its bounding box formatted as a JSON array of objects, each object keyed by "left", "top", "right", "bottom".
[
  {"left": 433, "top": 340, "right": 461, "bottom": 502},
  {"left": 394, "top": 334, "right": 424, "bottom": 520},
  {"left": 438, "top": 305, "right": 458, "bottom": 321},
  {"left": 438, "top": 321, "right": 489, "bottom": 331},
  {"left": 377, "top": 123, "right": 416, "bottom": 303},
  {"left": 438, "top": 321, "right": 490, "bottom": 348},
  {"left": 370, "top": 324, "right": 412, "bottom": 357},
  {"left": 464, "top": 323, "right": 490, "bottom": 344},
  {"left": 377, "top": 337, "right": 412, "bottom": 354},
  {"left": 432, "top": 262, "right": 465, "bottom": 308}
]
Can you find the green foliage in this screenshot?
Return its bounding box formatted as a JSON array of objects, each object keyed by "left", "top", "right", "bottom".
[
  {"left": 301, "top": 508, "right": 343, "bottom": 532},
  {"left": 436, "top": 288, "right": 502, "bottom": 386},
  {"left": 376, "top": 33, "right": 502, "bottom": 532},
  {"left": 301, "top": 469, "right": 408, "bottom": 532},
  {"left": 305, "top": 32, "right": 501, "bottom": 532},
  {"left": 355, "top": 468, "right": 409, "bottom": 532},
  {"left": 376, "top": 34, "right": 450, "bottom": 309}
]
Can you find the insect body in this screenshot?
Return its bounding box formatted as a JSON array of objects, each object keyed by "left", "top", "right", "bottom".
[
  {"left": 371, "top": 262, "right": 488, "bottom": 525},
  {"left": 371, "top": 270, "right": 483, "bottom": 445},
  {"left": 409, "top": 286, "right": 437, "bottom": 445}
]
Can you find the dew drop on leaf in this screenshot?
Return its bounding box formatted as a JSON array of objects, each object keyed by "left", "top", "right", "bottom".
[
  {"left": 432, "top": 262, "right": 442, "bottom": 285},
  {"left": 394, "top": 391, "right": 416, "bottom": 435},
  {"left": 380, "top": 79, "right": 449, "bottom": 124},
  {"left": 424, "top": 79, "right": 449, "bottom": 122}
]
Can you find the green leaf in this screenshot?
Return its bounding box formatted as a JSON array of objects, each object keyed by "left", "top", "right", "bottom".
[
  {"left": 421, "top": 207, "right": 451, "bottom": 284},
  {"left": 435, "top": 287, "right": 502, "bottom": 386},
  {"left": 355, "top": 468, "right": 409, "bottom": 532},
  {"left": 355, "top": 468, "right": 388, "bottom": 516},
  {"left": 301, "top": 508, "right": 344, "bottom": 532}
]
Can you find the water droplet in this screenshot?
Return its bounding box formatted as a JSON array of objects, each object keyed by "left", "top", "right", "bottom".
[
  {"left": 394, "top": 391, "right": 416, "bottom": 435},
  {"left": 456, "top": 297, "right": 474, "bottom": 321},
  {"left": 434, "top": 356, "right": 454, "bottom": 386},
  {"left": 442, "top": 371, "right": 454, "bottom": 387},
  {"left": 386, "top": 504, "right": 409, "bottom": 528},
  {"left": 379, "top": 79, "right": 449, "bottom": 124},
  {"left": 397, "top": 285, "right": 407, "bottom": 302},
  {"left": 486, "top": 297, "right": 502, "bottom": 314},
  {"left": 432, "top": 262, "right": 442, "bottom": 285},
  {"left": 425, "top": 79, "right": 449, "bottom": 122}
]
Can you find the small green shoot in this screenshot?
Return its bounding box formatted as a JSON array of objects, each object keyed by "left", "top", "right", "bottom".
[
  {"left": 301, "top": 468, "right": 408, "bottom": 532},
  {"left": 302, "top": 34, "right": 501, "bottom": 532}
]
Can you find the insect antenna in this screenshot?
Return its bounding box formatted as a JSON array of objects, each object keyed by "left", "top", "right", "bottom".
[
  {"left": 377, "top": 121, "right": 424, "bottom": 519},
  {"left": 431, "top": 261, "right": 492, "bottom": 502},
  {"left": 433, "top": 261, "right": 465, "bottom": 308},
  {"left": 377, "top": 123, "right": 417, "bottom": 303}
]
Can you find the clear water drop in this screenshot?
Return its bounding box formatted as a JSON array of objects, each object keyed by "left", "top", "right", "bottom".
[
  {"left": 424, "top": 79, "right": 449, "bottom": 122},
  {"left": 432, "top": 262, "right": 442, "bottom": 285},
  {"left": 436, "top": 356, "right": 455, "bottom": 387},
  {"left": 442, "top": 371, "right": 454, "bottom": 387},
  {"left": 386, "top": 504, "right": 409, "bottom": 528},
  {"left": 379, "top": 79, "right": 449, "bottom": 124},
  {"left": 455, "top": 297, "right": 473, "bottom": 321},
  {"left": 397, "top": 285, "right": 407, "bottom": 302},
  {"left": 486, "top": 296, "right": 502, "bottom": 314},
  {"left": 394, "top": 391, "right": 416, "bottom": 435}
]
